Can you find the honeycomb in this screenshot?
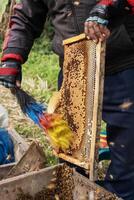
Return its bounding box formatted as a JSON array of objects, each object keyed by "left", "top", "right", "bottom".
[
  {"left": 53, "top": 34, "right": 106, "bottom": 175},
  {"left": 56, "top": 38, "right": 88, "bottom": 150}
]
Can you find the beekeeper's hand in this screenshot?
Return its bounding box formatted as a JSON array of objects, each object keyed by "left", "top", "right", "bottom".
[
  {"left": 0, "top": 60, "right": 21, "bottom": 88},
  {"left": 85, "top": 4, "right": 110, "bottom": 43}
]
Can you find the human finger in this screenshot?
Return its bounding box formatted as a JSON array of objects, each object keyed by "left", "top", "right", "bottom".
[{"left": 85, "top": 21, "right": 99, "bottom": 42}]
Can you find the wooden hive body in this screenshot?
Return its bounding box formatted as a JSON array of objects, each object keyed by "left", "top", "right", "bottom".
[
  {"left": 0, "top": 164, "right": 119, "bottom": 199},
  {"left": 48, "top": 34, "right": 106, "bottom": 180}
]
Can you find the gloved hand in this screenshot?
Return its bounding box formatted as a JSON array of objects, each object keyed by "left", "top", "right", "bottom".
[
  {"left": 87, "top": 4, "right": 109, "bottom": 26},
  {"left": 85, "top": 0, "right": 113, "bottom": 42},
  {"left": 0, "top": 61, "right": 22, "bottom": 88}
]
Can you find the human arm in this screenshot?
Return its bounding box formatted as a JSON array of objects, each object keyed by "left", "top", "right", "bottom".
[
  {"left": 84, "top": 0, "right": 130, "bottom": 42},
  {"left": 0, "top": 0, "right": 48, "bottom": 88}
]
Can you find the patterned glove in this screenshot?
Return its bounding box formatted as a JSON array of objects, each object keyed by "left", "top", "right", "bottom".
[
  {"left": 86, "top": 5, "right": 109, "bottom": 26},
  {"left": 86, "top": 0, "right": 115, "bottom": 26},
  {"left": 0, "top": 61, "right": 21, "bottom": 88},
  {"left": 85, "top": 0, "right": 130, "bottom": 42}
]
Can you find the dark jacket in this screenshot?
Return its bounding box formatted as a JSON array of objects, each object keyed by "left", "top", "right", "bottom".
[{"left": 2, "top": 0, "right": 134, "bottom": 74}]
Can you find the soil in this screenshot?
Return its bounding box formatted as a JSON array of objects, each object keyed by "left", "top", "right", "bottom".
[{"left": 0, "top": 87, "right": 26, "bottom": 126}]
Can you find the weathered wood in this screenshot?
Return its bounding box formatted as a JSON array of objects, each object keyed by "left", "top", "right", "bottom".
[
  {"left": 9, "top": 129, "right": 29, "bottom": 162},
  {"left": 0, "top": 129, "right": 29, "bottom": 180},
  {"left": 88, "top": 42, "right": 106, "bottom": 180},
  {"left": 0, "top": 163, "right": 15, "bottom": 180},
  {"left": 0, "top": 165, "right": 58, "bottom": 200},
  {"left": 4, "top": 142, "right": 46, "bottom": 179},
  {"left": 0, "top": 164, "right": 119, "bottom": 200},
  {"left": 73, "top": 171, "right": 119, "bottom": 200},
  {"left": 54, "top": 151, "right": 89, "bottom": 169},
  {"left": 63, "top": 33, "right": 85, "bottom": 45}
]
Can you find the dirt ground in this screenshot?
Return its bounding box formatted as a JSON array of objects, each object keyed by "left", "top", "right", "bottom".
[
  {"left": 0, "top": 85, "right": 40, "bottom": 142},
  {"left": 0, "top": 86, "right": 27, "bottom": 127}
]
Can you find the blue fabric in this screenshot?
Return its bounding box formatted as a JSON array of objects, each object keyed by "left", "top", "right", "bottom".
[
  {"left": 0, "top": 128, "right": 15, "bottom": 164},
  {"left": 103, "top": 68, "right": 134, "bottom": 128},
  {"left": 103, "top": 124, "right": 134, "bottom": 200},
  {"left": 102, "top": 68, "right": 134, "bottom": 200}
]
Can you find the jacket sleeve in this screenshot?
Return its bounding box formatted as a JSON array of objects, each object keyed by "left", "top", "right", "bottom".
[
  {"left": 98, "top": 0, "right": 134, "bottom": 13},
  {"left": 1, "top": 0, "right": 48, "bottom": 63}
]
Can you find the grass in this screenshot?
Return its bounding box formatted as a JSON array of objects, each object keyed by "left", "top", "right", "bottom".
[{"left": 23, "top": 53, "right": 59, "bottom": 102}]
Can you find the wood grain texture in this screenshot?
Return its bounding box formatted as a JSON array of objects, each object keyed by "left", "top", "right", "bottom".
[{"left": 4, "top": 142, "right": 46, "bottom": 179}]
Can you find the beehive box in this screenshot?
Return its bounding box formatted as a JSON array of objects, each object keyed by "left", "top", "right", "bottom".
[
  {"left": 0, "top": 129, "right": 29, "bottom": 180},
  {"left": 49, "top": 34, "right": 106, "bottom": 180},
  {"left": 0, "top": 164, "right": 119, "bottom": 200}
]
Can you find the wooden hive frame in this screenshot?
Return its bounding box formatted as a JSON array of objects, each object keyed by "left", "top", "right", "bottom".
[{"left": 49, "top": 33, "right": 106, "bottom": 180}]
